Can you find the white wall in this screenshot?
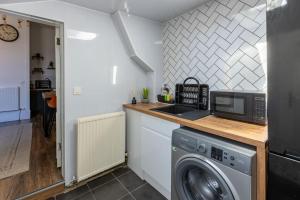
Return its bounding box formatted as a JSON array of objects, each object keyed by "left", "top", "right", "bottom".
[
  {"left": 0, "top": 0, "right": 148, "bottom": 185},
  {"left": 162, "top": 0, "right": 267, "bottom": 93},
  {"left": 30, "top": 22, "right": 56, "bottom": 88},
  {"left": 0, "top": 14, "right": 30, "bottom": 122},
  {"left": 114, "top": 11, "right": 164, "bottom": 101}
]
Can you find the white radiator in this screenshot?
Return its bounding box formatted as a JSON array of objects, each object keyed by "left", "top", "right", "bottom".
[
  {"left": 77, "top": 111, "right": 125, "bottom": 182},
  {"left": 0, "top": 87, "right": 20, "bottom": 112}
]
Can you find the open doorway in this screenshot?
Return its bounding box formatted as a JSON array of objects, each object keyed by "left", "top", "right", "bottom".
[{"left": 0, "top": 11, "right": 64, "bottom": 200}]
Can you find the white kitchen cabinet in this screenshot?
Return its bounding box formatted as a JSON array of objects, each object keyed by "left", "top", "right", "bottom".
[
  {"left": 125, "top": 109, "right": 143, "bottom": 179},
  {"left": 141, "top": 114, "right": 180, "bottom": 199},
  {"left": 141, "top": 126, "right": 172, "bottom": 198},
  {"left": 125, "top": 109, "right": 179, "bottom": 199}
]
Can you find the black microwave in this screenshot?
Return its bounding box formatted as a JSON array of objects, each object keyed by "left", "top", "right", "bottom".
[{"left": 210, "top": 91, "right": 267, "bottom": 125}]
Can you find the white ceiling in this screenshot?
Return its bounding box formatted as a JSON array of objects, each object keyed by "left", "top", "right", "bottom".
[
  {"left": 61, "top": 0, "right": 209, "bottom": 22},
  {"left": 0, "top": 0, "right": 41, "bottom": 3},
  {"left": 0, "top": 0, "right": 209, "bottom": 22}
]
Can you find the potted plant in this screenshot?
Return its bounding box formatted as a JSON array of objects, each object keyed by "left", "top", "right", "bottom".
[{"left": 141, "top": 88, "right": 150, "bottom": 103}]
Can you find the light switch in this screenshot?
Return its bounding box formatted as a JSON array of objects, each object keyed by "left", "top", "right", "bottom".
[{"left": 73, "top": 87, "right": 82, "bottom": 95}]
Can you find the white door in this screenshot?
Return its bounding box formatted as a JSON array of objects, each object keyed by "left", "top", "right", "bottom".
[
  {"left": 55, "top": 26, "right": 62, "bottom": 168},
  {"left": 141, "top": 127, "right": 172, "bottom": 193}
]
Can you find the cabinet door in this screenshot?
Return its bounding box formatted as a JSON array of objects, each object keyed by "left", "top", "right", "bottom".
[
  {"left": 141, "top": 126, "right": 172, "bottom": 193},
  {"left": 126, "top": 109, "right": 143, "bottom": 179}
]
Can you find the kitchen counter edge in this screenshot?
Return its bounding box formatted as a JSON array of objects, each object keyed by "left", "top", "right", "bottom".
[{"left": 123, "top": 103, "right": 268, "bottom": 148}]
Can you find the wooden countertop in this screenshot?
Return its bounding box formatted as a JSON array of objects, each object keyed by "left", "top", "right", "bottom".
[{"left": 124, "top": 103, "right": 268, "bottom": 148}]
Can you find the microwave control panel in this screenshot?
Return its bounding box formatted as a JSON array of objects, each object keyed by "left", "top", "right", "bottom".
[{"left": 253, "top": 95, "right": 266, "bottom": 124}]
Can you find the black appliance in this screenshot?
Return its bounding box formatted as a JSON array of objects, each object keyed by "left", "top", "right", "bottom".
[
  {"left": 210, "top": 90, "right": 267, "bottom": 125},
  {"left": 267, "top": 0, "right": 300, "bottom": 199},
  {"left": 35, "top": 79, "right": 51, "bottom": 89}
]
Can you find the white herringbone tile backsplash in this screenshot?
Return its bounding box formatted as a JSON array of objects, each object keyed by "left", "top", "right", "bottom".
[{"left": 162, "top": 0, "right": 267, "bottom": 93}]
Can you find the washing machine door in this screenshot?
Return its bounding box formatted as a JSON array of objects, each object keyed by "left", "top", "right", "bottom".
[{"left": 175, "top": 156, "right": 235, "bottom": 200}]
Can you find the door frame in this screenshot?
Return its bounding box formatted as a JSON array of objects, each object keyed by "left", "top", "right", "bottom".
[
  {"left": 55, "top": 24, "right": 64, "bottom": 169},
  {"left": 0, "top": 8, "right": 66, "bottom": 178}
]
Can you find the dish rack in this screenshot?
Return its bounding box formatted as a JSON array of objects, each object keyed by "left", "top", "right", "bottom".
[{"left": 175, "top": 77, "right": 209, "bottom": 110}]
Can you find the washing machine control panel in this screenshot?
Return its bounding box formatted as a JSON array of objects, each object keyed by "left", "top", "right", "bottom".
[
  {"left": 198, "top": 141, "right": 254, "bottom": 175},
  {"left": 209, "top": 145, "right": 254, "bottom": 175},
  {"left": 211, "top": 147, "right": 223, "bottom": 161}
]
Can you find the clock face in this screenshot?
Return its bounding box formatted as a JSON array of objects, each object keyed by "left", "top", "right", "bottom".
[{"left": 0, "top": 24, "right": 19, "bottom": 42}]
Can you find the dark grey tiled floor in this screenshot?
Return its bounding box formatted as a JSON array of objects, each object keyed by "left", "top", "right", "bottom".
[{"left": 54, "top": 167, "right": 167, "bottom": 200}]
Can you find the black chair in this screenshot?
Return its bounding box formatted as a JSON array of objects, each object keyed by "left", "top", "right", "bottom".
[{"left": 44, "top": 96, "right": 56, "bottom": 137}]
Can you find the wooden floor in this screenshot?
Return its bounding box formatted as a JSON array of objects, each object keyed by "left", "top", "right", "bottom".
[{"left": 0, "top": 116, "right": 63, "bottom": 200}]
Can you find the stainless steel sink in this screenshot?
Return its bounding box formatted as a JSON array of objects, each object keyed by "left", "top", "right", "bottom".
[{"left": 151, "top": 105, "right": 210, "bottom": 120}]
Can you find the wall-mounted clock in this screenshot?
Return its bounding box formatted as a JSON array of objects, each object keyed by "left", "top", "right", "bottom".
[{"left": 0, "top": 24, "right": 19, "bottom": 42}]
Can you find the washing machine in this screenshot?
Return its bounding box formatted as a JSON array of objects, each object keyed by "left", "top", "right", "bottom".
[{"left": 172, "top": 127, "right": 256, "bottom": 200}]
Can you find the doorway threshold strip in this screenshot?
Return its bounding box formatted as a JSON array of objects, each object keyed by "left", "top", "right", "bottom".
[{"left": 16, "top": 181, "right": 65, "bottom": 200}]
